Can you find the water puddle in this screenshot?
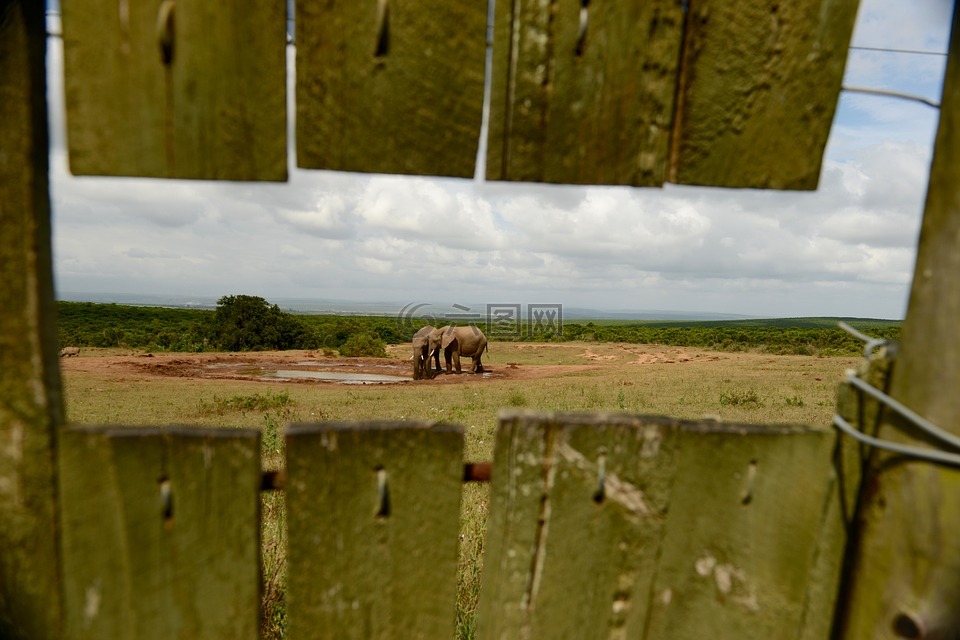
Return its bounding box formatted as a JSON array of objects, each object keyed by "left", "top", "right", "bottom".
[
  {"left": 208, "top": 361, "right": 491, "bottom": 383},
  {"left": 263, "top": 369, "right": 410, "bottom": 384}
]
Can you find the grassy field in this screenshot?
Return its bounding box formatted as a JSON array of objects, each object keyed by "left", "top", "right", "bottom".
[{"left": 60, "top": 341, "right": 859, "bottom": 638}]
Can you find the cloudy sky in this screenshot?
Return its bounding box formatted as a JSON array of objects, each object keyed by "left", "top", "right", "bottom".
[{"left": 47, "top": 0, "right": 954, "bottom": 319}]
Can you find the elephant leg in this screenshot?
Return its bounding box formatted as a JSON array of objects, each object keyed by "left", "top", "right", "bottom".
[
  {"left": 444, "top": 346, "right": 453, "bottom": 373},
  {"left": 417, "top": 351, "right": 430, "bottom": 380},
  {"left": 453, "top": 350, "right": 462, "bottom": 373}
]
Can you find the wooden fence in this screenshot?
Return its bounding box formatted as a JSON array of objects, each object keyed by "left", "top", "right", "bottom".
[
  {"left": 2, "top": 0, "right": 960, "bottom": 638},
  {"left": 54, "top": 415, "right": 850, "bottom": 640}
]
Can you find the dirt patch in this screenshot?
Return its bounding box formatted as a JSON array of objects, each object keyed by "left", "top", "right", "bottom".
[
  {"left": 581, "top": 349, "right": 618, "bottom": 361},
  {"left": 58, "top": 343, "right": 719, "bottom": 386},
  {"left": 61, "top": 351, "right": 422, "bottom": 385}
]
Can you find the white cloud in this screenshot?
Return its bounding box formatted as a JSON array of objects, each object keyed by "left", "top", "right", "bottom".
[
  {"left": 355, "top": 177, "right": 506, "bottom": 251},
  {"left": 851, "top": 0, "right": 952, "bottom": 53},
  {"left": 275, "top": 196, "right": 354, "bottom": 239}
]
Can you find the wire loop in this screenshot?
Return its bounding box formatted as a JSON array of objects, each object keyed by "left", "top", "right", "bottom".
[
  {"left": 832, "top": 323, "right": 960, "bottom": 467},
  {"left": 838, "top": 321, "right": 890, "bottom": 357}
]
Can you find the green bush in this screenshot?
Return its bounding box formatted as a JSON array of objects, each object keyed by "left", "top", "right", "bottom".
[
  {"left": 338, "top": 333, "right": 388, "bottom": 358},
  {"left": 197, "top": 391, "right": 293, "bottom": 416},
  {"left": 505, "top": 390, "right": 528, "bottom": 407},
  {"left": 205, "top": 295, "right": 307, "bottom": 351},
  {"left": 720, "top": 389, "right": 763, "bottom": 407}
]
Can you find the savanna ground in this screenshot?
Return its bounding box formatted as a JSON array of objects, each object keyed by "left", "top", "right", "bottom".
[{"left": 60, "top": 341, "right": 859, "bottom": 639}]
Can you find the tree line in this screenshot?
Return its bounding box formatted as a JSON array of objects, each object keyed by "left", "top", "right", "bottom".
[
  {"left": 56, "top": 297, "right": 900, "bottom": 356},
  {"left": 557, "top": 322, "right": 900, "bottom": 356},
  {"left": 56, "top": 296, "right": 413, "bottom": 355}
]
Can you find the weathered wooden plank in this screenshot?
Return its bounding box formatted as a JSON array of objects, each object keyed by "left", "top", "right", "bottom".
[
  {"left": 0, "top": 2, "right": 63, "bottom": 637},
  {"left": 477, "top": 412, "right": 680, "bottom": 639},
  {"left": 837, "top": 6, "right": 960, "bottom": 637},
  {"left": 642, "top": 424, "right": 843, "bottom": 639},
  {"left": 296, "top": 0, "right": 486, "bottom": 177},
  {"left": 669, "top": 0, "right": 858, "bottom": 189},
  {"left": 61, "top": 0, "right": 286, "bottom": 180},
  {"left": 286, "top": 421, "right": 465, "bottom": 639},
  {"left": 477, "top": 411, "right": 846, "bottom": 640},
  {"left": 59, "top": 427, "right": 262, "bottom": 640},
  {"left": 486, "top": 0, "right": 684, "bottom": 185}
]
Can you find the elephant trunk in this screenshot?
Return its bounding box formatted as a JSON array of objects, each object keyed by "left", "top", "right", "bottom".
[
  {"left": 423, "top": 353, "right": 434, "bottom": 379},
  {"left": 413, "top": 353, "right": 423, "bottom": 380}
]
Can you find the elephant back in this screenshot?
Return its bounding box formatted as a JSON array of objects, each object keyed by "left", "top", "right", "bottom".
[
  {"left": 443, "top": 326, "right": 487, "bottom": 356},
  {"left": 413, "top": 325, "right": 436, "bottom": 341}
]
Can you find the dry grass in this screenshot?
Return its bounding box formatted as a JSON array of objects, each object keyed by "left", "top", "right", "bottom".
[
  {"left": 260, "top": 489, "right": 287, "bottom": 638},
  {"left": 60, "top": 342, "right": 858, "bottom": 639}
]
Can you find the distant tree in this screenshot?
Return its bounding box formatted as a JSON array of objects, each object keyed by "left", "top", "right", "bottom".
[
  {"left": 205, "top": 295, "right": 307, "bottom": 351},
  {"left": 338, "top": 332, "right": 388, "bottom": 358}
]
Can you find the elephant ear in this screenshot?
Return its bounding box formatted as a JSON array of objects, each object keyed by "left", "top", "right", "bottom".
[{"left": 441, "top": 328, "right": 458, "bottom": 350}]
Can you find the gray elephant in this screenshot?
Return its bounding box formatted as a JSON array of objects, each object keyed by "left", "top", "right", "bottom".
[
  {"left": 412, "top": 325, "right": 442, "bottom": 380},
  {"left": 435, "top": 325, "right": 488, "bottom": 374}
]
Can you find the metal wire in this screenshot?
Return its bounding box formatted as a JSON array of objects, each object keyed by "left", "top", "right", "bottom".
[
  {"left": 833, "top": 322, "right": 960, "bottom": 467},
  {"left": 841, "top": 86, "right": 941, "bottom": 109},
  {"left": 850, "top": 45, "right": 948, "bottom": 57},
  {"left": 844, "top": 374, "right": 960, "bottom": 452},
  {"left": 838, "top": 320, "right": 891, "bottom": 357},
  {"left": 833, "top": 413, "right": 960, "bottom": 468}
]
